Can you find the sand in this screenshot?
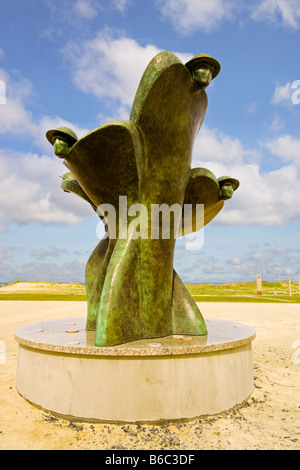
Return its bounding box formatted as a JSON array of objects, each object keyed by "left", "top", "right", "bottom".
[
  {"left": 0, "top": 300, "right": 299, "bottom": 450},
  {"left": 1, "top": 282, "right": 58, "bottom": 291}
]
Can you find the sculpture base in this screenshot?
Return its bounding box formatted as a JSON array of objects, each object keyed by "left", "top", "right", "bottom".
[{"left": 15, "top": 317, "right": 255, "bottom": 423}]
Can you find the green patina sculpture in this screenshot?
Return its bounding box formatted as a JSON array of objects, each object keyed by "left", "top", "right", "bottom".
[{"left": 46, "top": 51, "right": 239, "bottom": 347}]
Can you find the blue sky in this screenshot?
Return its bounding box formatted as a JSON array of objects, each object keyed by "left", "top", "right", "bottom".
[{"left": 0, "top": 0, "right": 300, "bottom": 284}]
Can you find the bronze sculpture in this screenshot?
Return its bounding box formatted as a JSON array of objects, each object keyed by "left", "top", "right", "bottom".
[{"left": 46, "top": 51, "right": 239, "bottom": 347}]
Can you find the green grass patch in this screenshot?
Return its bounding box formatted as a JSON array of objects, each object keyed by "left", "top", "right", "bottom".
[
  {"left": 0, "top": 280, "right": 299, "bottom": 303},
  {"left": 186, "top": 280, "right": 300, "bottom": 303},
  {"left": 0, "top": 293, "right": 87, "bottom": 301},
  {"left": 191, "top": 295, "right": 300, "bottom": 303}
]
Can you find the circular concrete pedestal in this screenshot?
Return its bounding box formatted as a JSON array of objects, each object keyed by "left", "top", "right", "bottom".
[{"left": 15, "top": 317, "right": 255, "bottom": 423}]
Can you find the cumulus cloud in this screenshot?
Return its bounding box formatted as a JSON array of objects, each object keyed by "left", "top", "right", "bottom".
[
  {"left": 193, "top": 125, "right": 260, "bottom": 165},
  {"left": 192, "top": 128, "right": 300, "bottom": 226},
  {"left": 250, "top": 0, "right": 300, "bottom": 29},
  {"left": 0, "top": 70, "right": 91, "bottom": 230},
  {"left": 263, "top": 135, "right": 300, "bottom": 166},
  {"left": 0, "top": 66, "right": 89, "bottom": 151},
  {"left": 0, "top": 68, "right": 35, "bottom": 135},
  {"left": 156, "top": 0, "right": 300, "bottom": 33},
  {"left": 1, "top": 35, "right": 300, "bottom": 233},
  {"left": 35, "top": 115, "right": 90, "bottom": 153},
  {"left": 62, "top": 30, "right": 191, "bottom": 111},
  {"left": 62, "top": 31, "right": 161, "bottom": 108},
  {"left": 0, "top": 67, "right": 94, "bottom": 231},
  {"left": 0, "top": 150, "right": 95, "bottom": 231},
  {"left": 216, "top": 164, "right": 300, "bottom": 226},
  {"left": 156, "top": 0, "right": 238, "bottom": 34},
  {"left": 271, "top": 82, "right": 294, "bottom": 105}
]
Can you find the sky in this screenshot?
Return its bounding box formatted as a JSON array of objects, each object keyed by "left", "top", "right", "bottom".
[{"left": 0, "top": 0, "right": 300, "bottom": 285}]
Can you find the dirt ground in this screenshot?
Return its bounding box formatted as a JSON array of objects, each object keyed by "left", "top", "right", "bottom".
[{"left": 0, "top": 300, "right": 299, "bottom": 450}]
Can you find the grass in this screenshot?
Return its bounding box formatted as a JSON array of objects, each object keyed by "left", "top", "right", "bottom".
[
  {"left": 0, "top": 280, "right": 299, "bottom": 303},
  {"left": 0, "top": 293, "right": 87, "bottom": 301},
  {"left": 186, "top": 281, "right": 300, "bottom": 303}
]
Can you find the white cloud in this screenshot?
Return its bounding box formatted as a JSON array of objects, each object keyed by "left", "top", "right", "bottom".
[
  {"left": 62, "top": 30, "right": 161, "bottom": 108},
  {"left": 0, "top": 97, "right": 33, "bottom": 134},
  {"left": 62, "top": 30, "right": 191, "bottom": 110},
  {"left": 271, "top": 82, "right": 294, "bottom": 105},
  {"left": 263, "top": 134, "right": 300, "bottom": 166},
  {"left": 156, "top": 0, "right": 237, "bottom": 34},
  {"left": 0, "top": 69, "right": 91, "bottom": 231},
  {"left": 250, "top": 0, "right": 300, "bottom": 29},
  {"left": 74, "top": 0, "right": 98, "bottom": 19},
  {"left": 44, "top": 0, "right": 99, "bottom": 22},
  {"left": 156, "top": 0, "right": 300, "bottom": 32},
  {"left": 44, "top": 0, "right": 131, "bottom": 20},
  {"left": 0, "top": 66, "right": 89, "bottom": 151},
  {"left": 193, "top": 125, "right": 261, "bottom": 165},
  {"left": 1, "top": 38, "right": 300, "bottom": 233},
  {"left": 0, "top": 68, "right": 35, "bottom": 135},
  {"left": 35, "top": 115, "right": 90, "bottom": 153},
  {"left": 0, "top": 150, "right": 94, "bottom": 231},
  {"left": 192, "top": 128, "right": 300, "bottom": 226}
]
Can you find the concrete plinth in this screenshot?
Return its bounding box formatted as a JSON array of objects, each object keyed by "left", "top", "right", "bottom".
[{"left": 15, "top": 317, "right": 255, "bottom": 423}]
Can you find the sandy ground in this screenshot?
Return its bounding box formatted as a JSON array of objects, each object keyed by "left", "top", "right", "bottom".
[
  {"left": 0, "top": 300, "right": 299, "bottom": 450},
  {"left": 1, "top": 282, "right": 58, "bottom": 291}
]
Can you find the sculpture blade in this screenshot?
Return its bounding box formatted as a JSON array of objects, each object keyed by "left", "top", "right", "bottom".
[
  {"left": 63, "top": 121, "right": 140, "bottom": 211},
  {"left": 179, "top": 167, "right": 224, "bottom": 237}
]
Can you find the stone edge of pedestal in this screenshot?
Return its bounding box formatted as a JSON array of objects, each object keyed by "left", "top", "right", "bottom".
[{"left": 14, "top": 317, "right": 256, "bottom": 357}]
